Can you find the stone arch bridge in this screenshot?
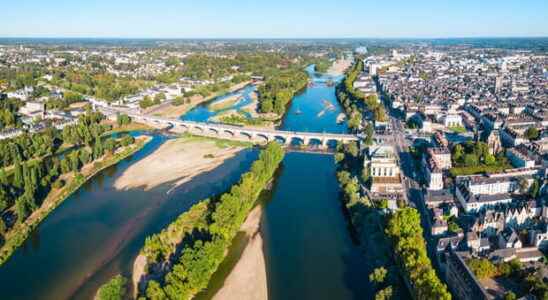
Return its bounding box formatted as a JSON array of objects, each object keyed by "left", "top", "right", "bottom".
[{"left": 130, "top": 114, "right": 364, "bottom": 147}]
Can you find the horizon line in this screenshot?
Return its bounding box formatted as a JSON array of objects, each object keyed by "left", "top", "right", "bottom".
[{"left": 0, "top": 35, "right": 547, "bottom": 40}]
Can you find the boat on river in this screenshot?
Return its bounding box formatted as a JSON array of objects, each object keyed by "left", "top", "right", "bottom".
[{"left": 336, "top": 113, "right": 346, "bottom": 124}]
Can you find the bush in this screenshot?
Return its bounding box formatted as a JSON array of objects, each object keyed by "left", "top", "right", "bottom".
[
  {"left": 468, "top": 258, "right": 497, "bottom": 279},
  {"left": 116, "top": 114, "right": 131, "bottom": 126},
  {"left": 96, "top": 275, "right": 127, "bottom": 300},
  {"left": 141, "top": 142, "right": 285, "bottom": 298},
  {"left": 52, "top": 179, "right": 65, "bottom": 189}
]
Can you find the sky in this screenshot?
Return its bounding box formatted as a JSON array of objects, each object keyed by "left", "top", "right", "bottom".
[{"left": 1, "top": 0, "right": 547, "bottom": 38}]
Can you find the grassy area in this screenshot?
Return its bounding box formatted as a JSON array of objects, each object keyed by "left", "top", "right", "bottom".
[
  {"left": 218, "top": 114, "right": 270, "bottom": 127},
  {"left": 106, "top": 121, "right": 153, "bottom": 134},
  {"left": 449, "top": 163, "right": 512, "bottom": 177},
  {"left": 0, "top": 137, "right": 151, "bottom": 266},
  {"left": 178, "top": 132, "right": 253, "bottom": 148},
  {"left": 448, "top": 125, "right": 467, "bottom": 133}
]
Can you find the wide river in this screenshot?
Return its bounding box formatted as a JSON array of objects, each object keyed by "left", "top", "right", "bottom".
[{"left": 0, "top": 66, "right": 373, "bottom": 299}]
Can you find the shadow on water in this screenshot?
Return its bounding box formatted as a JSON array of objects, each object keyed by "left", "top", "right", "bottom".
[
  {"left": 261, "top": 153, "right": 372, "bottom": 300},
  {"left": 0, "top": 133, "right": 259, "bottom": 300},
  {"left": 193, "top": 163, "right": 283, "bottom": 300},
  {"left": 71, "top": 148, "right": 259, "bottom": 300}
]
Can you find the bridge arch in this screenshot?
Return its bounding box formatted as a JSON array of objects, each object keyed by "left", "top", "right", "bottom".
[
  {"left": 222, "top": 129, "right": 235, "bottom": 137},
  {"left": 325, "top": 139, "right": 340, "bottom": 149},
  {"left": 255, "top": 133, "right": 270, "bottom": 143},
  {"left": 238, "top": 131, "right": 253, "bottom": 140},
  {"left": 290, "top": 136, "right": 305, "bottom": 146},
  {"left": 308, "top": 137, "right": 323, "bottom": 147},
  {"left": 273, "top": 135, "right": 288, "bottom": 145},
  {"left": 207, "top": 127, "right": 219, "bottom": 135}
]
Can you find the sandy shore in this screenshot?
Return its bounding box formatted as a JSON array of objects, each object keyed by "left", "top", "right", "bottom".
[
  {"left": 212, "top": 206, "right": 267, "bottom": 300},
  {"left": 114, "top": 138, "right": 243, "bottom": 192},
  {"left": 327, "top": 58, "right": 353, "bottom": 76},
  {"left": 148, "top": 81, "right": 252, "bottom": 118},
  {"left": 209, "top": 94, "right": 242, "bottom": 111}
]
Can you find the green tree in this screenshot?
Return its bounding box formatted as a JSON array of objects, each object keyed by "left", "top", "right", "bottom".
[
  {"left": 452, "top": 144, "right": 464, "bottom": 163},
  {"left": 335, "top": 152, "right": 345, "bottom": 163},
  {"left": 154, "top": 93, "right": 166, "bottom": 104},
  {"left": 378, "top": 199, "right": 389, "bottom": 209},
  {"left": 116, "top": 114, "right": 131, "bottom": 126},
  {"left": 346, "top": 141, "right": 359, "bottom": 157},
  {"left": 120, "top": 135, "right": 135, "bottom": 147},
  {"left": 484, "top": 153, "right": 496, "bottom": 166},
  {"left": 369, "top": 267, "right": 388, "bottom": 285},
  {"left": 464, "top": 154, "right": 479, "bottom": 167},
  {"left": 146, "top": 280, "right": 167, "bottom": 300},
  {"left": 140, "top": 95, "right": 154, "bottom": 109},
  {"left": 0, "top": 218, "right": 6, "bottom": 235},
  {"left": 13, "top": 161, "right": 24, "bottom": 189},
  {"left": 468, "top": 258, "right": 497, "bottom": 279},
  {"left": 375, "top": 286, "right": 393, "bottom": 300},
  {"left": 385, "top": 208, "right": 451, "bottom": 300},
  {"left": 525, "top": 127, "right": 539, "bottom": 140},
  {"left": 96, "top": 275, "right": 127, "bottom": 300},
  {"left": 15, "top": 197, "right": 28, "bottom": 222},
  {"left": 365, "top": 123, "right": 374, "bottom": 146},
  {"left": 529, "top": 179, "right": 540, "bottom": 198}
]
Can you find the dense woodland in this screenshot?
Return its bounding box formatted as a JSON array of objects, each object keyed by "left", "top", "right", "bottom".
[
  {"left": 0, "top": 112, "right": 135, "bottom": 247},
  {"left": 51, "top": 69, "right": 153, "bottom": 102},
  {"left": 385, "top": 208, "right": 452, "bottom": 300},
  {"left": 0, "top": 97, "right": 23, "bottom": 130},
  {"left": 257, "top": 68, "right": 308, "bottom": 115},
  {"left": 96, "top": 275, "right": 128, "bottom": 300},
  {"left": 138, "top": 142, "right": 285, "bottom": 300}
]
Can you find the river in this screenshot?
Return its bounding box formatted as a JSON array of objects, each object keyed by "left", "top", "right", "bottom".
[
  {"left": 0, "top": 134, "right": 259, "bottom": 300},
  {"left": 262, "top": 66, "right": 371, "bottom": 299},
  {"left": 0, "top": 65, "right": 372, "bottom": 300}
]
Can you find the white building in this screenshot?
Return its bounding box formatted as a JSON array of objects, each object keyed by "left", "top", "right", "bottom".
[
  {"left": 365, "top": 145, "right": 403, "bottom": 193},
  {"left": 424, "top": 157, "right": 443, "bottom": 190},
  {"left": 19, "top": 101, "right": 45, "bottom": 118},
  {"left": 455, "top": 172, "right": 535, "bottom": 212},
  {"left": 506, "top": 148, "right": 536, "bottom": 169},
  {"left": 444, "top": 113, "right": 463, "bottom": 128}
]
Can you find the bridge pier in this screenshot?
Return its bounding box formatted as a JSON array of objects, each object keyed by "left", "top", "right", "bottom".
[
  {"left": 321, "top": 139, "right": 328, "bottom": 148},
  {"left": 126, "top": 114, "right": 360, "bottom": 147}
]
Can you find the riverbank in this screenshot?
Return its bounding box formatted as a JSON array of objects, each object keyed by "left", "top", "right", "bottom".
[
  {"left": 0, "top": 136, "right": 152, "bottom": 266},
  {"left": 327, "top": 58, "right": 353, "bottom": 76},
  {"left": 212, "top": 205, "right": 267, "bottom": 300},
  {"left": 114, "top": 136, "right": 247, "bottom": 192},
  {"left": 132, "top": 143, "right": 283, "bottom": 299},
  {"left": 209, "top": 94, "right": 242, "bottom": 111},
  {"left": 209, "top": 91, "right": 278, "bottom": 130},
  {"left": 150, "top": 81, "right": 252, "bottom": 118}
]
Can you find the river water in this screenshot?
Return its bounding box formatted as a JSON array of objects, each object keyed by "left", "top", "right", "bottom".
[
  {"left": 0, "top": 134, "right": 258, "bottom": 300},
  {"left": 0, "top": 66, "right": 372, "bottom": 300},
  {"left": 262, "top": 66, "right": 371, "bottom": 299}
]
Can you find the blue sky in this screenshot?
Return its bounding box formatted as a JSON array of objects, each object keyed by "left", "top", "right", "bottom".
[{"left": 2, "top": 0, "right": 547, "bottom": 38}]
